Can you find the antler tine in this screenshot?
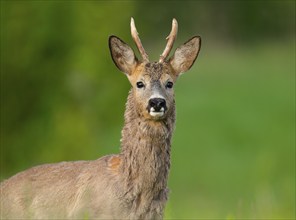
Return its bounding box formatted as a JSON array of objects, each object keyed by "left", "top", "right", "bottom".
[
  {"left": 130, "top": 17, "right": 149, "bottom": 62},
  {"left": 159, "top": 18, "right": 178, "bottom": 63}
]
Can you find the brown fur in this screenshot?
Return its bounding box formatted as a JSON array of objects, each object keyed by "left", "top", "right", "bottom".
[{"left": 0, "top": 19, "right": 201, "bottom": 219}]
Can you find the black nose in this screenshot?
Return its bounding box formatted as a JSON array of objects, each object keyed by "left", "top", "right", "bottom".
[{"left": 148, "top": 98, "right": 166, "bottom": 112}]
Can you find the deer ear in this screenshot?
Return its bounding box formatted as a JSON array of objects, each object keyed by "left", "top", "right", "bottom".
[
  {"left": 169, "top": 36, "right": 201, "bottom": 76},
  {"left": 109, "top": 36, "right": 138, "bottom": 75}
]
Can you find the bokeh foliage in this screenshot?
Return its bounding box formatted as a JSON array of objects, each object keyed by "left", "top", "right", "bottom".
[{"left": 1, "top": 0, "right": 295, "bottom": 219}]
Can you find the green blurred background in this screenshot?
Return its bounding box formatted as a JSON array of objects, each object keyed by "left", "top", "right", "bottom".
[{"left": 1, "top": 0, "right": 295, "bottom": 219}]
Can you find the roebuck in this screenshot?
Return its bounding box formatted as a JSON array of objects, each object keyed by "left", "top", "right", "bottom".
[{"left": 0, "top": 18, "right": 201, "bottom": 219}]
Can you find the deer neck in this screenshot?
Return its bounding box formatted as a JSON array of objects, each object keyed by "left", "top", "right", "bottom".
[{"left": 120, "top": 90, "right": 175, "bottom": 194}]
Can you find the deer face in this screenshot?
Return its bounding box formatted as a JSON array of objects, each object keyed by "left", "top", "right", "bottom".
[
  {"left": 127, "top": 62, "right": 176, "bottom": 120},
  {"left": 109, "top": 18, "right": 201, "bottom": 120}
]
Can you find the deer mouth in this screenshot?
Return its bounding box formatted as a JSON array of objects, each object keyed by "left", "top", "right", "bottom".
[{"left": 149, "top": 107, "right": 165, "bottom": 118}]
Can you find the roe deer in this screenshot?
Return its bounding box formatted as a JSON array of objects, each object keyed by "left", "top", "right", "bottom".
[{"left": 0, "top": 18, "right": 201, "bottom": 219}]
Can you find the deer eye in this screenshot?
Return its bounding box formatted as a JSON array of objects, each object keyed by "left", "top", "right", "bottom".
[
  {"left": 136, "top": 81, "right": 145, "bottom": 89},
  {"left": 166, "top": 81, "right": 174, "bottom": 89}
]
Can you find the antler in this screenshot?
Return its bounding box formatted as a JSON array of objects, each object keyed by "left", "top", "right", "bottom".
[
  {"left": 130, "top": 17, "right": 149, "bottom": 62},
  {"left": 159, "top": 18, "right": 178, "bottom": 63}
]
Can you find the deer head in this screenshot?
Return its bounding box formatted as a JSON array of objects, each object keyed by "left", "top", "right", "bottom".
[{"left": 109, "top": 18, "right": 201, "bottom": 121}]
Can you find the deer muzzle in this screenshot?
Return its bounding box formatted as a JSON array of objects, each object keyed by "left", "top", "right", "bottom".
[{"left": 147, "top": 98, "right": 167, "bottom": 117}]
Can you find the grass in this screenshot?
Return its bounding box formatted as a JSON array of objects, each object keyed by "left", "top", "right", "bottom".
[{"left": 164, "top": 41, "right": 295, "bottom": 219}]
